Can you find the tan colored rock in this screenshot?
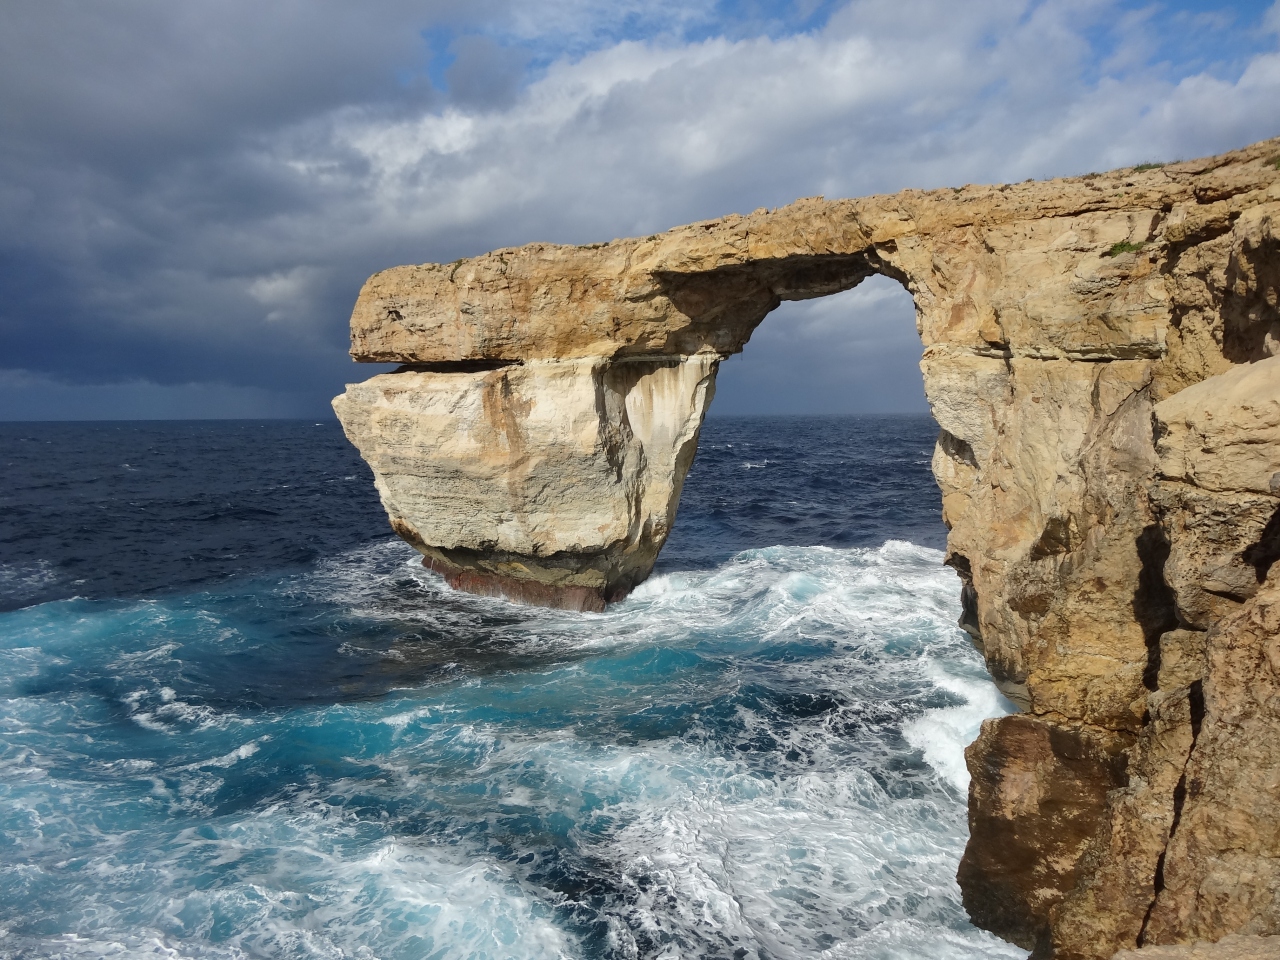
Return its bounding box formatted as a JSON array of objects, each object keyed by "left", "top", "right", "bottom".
[
  {"left": 960, "top": 715, "right": 1128, "bottom": 953},
  {"left": 1050, "top": 686, "right": 1198, "bottom": 959},
  {"left": 1156, "top": 356, "right": 1280, "bottom": 497},
  {"left": 1141, "top": 569, "right": 1280, "bottom": 945},
  {"left": 334, "top": 356, "right": 716, "bottom": 610},
  {"left": 1156, "top": 629, "right": 1210, "bottom": 692},
  {"left": 1151, "top": 356, "right": 1280, "bottom": 628},
  {"left": 333, "top": 137, "right": 1280, "bottom": 955},
  {"left": 1112, "top": 935, "right": 1280, "bottom": 959},
  {"left": 1151, "top": 484, "right": 1278, "bottom": 629},
  {"left": 1051, "top": 358, "right": 1280, "bottom": 959}
]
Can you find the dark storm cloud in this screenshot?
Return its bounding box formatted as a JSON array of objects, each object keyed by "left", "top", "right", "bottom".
[
  {"left": 0, "top": 1, "right": 457, "bottom": 410},
  {"left": 713, "top": 278, "right": 927, "bottom": 415},
  {"left": 1, "top": 1, "right": 1278, "bottom": 418},
  {"left": 445, "top": 35, "right": 531, "bottom": 108},
  {"left": 0, "top": 2, "right": 442, "bottom": 162}
]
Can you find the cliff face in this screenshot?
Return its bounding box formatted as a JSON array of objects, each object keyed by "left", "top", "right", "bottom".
[{"left": 333, "top": 137, "right": 1280, "bottom": 957}]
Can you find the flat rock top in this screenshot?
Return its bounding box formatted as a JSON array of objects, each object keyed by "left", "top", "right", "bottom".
[
  {"left": 348, "top": 136, "right": 1280, "bottom": 364},
  {"left": 1112, "top": 936, "right": 1280, "bottom": 959}
]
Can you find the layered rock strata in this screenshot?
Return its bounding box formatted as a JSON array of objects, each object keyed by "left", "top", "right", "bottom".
[{"left": 334, "top": 137, "right": 1280, "bottom": 956}]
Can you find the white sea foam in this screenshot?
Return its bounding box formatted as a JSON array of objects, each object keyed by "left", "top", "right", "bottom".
[
  {"left": 300, "top": 538, "right": 1024, "bottom": 957},
  {"left": 451, "top": 721, "right": 1023, "bottom": 960},
  {"left": 122, "top": 686, "right": 225, "bottom": 733},
  {"left": 380, "top": 705, "right": 434, "bottom": 734},
  {"left": 0, "top": 559, "right": 58, "bottom": 601},
  {"left": 189, "top": 738, "right": 266, "bottom": 770},
  {"left": 0, "top": 538, "right": 1027, "bottom": 959},
  {"left": 903, "top": 661, "right": 1016, "bottom": 793}
]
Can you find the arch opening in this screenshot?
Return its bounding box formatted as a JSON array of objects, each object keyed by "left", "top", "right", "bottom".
[
  {"left": 712, "top": 274, "right": 927, "bottom": 416},
  {"left": 655, "top": 274, "right": 947, "bottom": 575}
]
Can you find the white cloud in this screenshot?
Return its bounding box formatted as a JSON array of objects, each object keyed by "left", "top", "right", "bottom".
[
  {"left": 248, "top": 266, "right": 324, "bottom": 326},
  {"left": 3, "top": 0, "right": 1279, "bottom": 417},
  {"left": 714, "top": 277, "right": 926, "bottom": 415},
  {"left": 276, "top": 0, "right": 1280, "bottom": 258}
]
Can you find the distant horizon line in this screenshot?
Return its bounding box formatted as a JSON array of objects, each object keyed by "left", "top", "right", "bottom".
[{"left": 0, "top": 411, "right": 939, "bottom": 425}]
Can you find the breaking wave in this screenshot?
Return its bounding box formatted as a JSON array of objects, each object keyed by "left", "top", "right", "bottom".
[{"left": 0, "top": 536, "right": 1021, "bottom": 959}]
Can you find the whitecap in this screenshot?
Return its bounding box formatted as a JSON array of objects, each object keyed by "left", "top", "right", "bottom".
[
  {"left": 903, "top": 660, "right": 1017, "bottom": 793},
  {"left": 0, "top": 537, "right": 1025, "bottom": 959}
]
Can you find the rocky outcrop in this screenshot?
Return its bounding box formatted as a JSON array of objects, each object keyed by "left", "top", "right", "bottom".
[
  {"left": 1112, "top": 936, "right": 1280, "bottom": 960},
  {"left": 334, "top": 137, "right": 1280, "bottom": 955},
  {"left": 1046, "top": 356, "right": 1280, "bottom": 958},
  {"left": 332, "top": 356, "right": 716, "bottom": 610}
]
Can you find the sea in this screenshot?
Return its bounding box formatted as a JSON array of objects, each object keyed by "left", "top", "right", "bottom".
[{"left": 0, "top": 416, "right": 1025, "bottom": 960}]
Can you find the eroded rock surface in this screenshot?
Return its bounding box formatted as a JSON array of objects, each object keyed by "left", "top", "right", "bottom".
[
  {"left": 1113, "top": 936, "right": 1280, "bottom": 960},
  {"left": 334, "top": 356, "right": 715, "bottom": 610},
  {"left": 334, "top": 137, "right": 1280, "bottom": 955}
]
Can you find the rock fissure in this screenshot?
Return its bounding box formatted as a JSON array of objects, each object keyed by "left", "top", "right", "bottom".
[
  {"left": 393, "top": 359, "right": 523, "bottom": 373},
  {"left": 334, "top": 137, "right": 1280, "bottom": 958},
  {"left": 1138, "top": 679, "right": 1207, "bottom": 948}
]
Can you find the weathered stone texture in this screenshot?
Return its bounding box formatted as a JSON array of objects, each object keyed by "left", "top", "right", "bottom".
[
  {"left": 1050, "top": 355, "right": 1280, "bottom": 959},
  {"left": 1141, "top": 569, "right": 1280, "bottom": 945},
  {"left": 1112, "top": 935, "right": 1280, "bottom": 960},
  {"left": 960, "top": 715, "right": 1128, "bottom": 954},
  {"left": 334, "top": 356, "right": 717, "bottom": 610},
  {"left": 334, "top": 138, "right": 1280, "bottom": 956}
]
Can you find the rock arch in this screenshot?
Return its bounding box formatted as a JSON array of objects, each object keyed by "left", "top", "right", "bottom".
[{"left": 334, "top": 138, "right": 1280, "bottom": 957}]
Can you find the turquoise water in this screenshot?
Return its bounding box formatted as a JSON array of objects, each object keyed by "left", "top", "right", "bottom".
[{"left": 0, "top": 418, "right": 1024, "bottom": 959}]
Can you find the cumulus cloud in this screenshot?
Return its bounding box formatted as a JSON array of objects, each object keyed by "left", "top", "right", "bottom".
[{"left": 1, "top": 0, "right": 1278, "bottom": 418}]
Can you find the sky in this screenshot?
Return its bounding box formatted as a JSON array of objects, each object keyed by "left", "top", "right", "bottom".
[{"left": 1, "top": 0, "right": 1279, "bottom": 420}]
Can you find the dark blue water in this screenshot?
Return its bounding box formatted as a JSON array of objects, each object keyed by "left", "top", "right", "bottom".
[
  {"left": 0, "top": 417, "right": 1022, "bottom": 959},
  {"left": 0, "top": 421, "right": 387, "bottom": 611}
]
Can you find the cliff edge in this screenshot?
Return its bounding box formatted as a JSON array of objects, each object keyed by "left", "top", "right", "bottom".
[{"left": 333, "top": 137, "right": 1280, "bottom": 958}]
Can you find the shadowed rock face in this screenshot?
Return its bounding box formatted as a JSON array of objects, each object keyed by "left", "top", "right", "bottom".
[{"left": 334, "top": 137, "right": 1280, "bottom": 957}]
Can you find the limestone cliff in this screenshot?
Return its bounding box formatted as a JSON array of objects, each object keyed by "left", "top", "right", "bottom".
[
  {"left": 334, "top": 137, "right": 1280, "bottom": 957},
  {"left": 1113, "top": 936, "right": 1280, "bottom": 960}
]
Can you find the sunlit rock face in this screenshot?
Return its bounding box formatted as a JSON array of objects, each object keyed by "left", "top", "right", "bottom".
[
  {"left": 334, "top": 137, "right": 1280, "bottom": 957},
  {"left": 1110, "top": 935, "right": 1280, "bottom": 960},
  {"left": 333, "top": 356, "right": 716, "bottom": 611}
]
